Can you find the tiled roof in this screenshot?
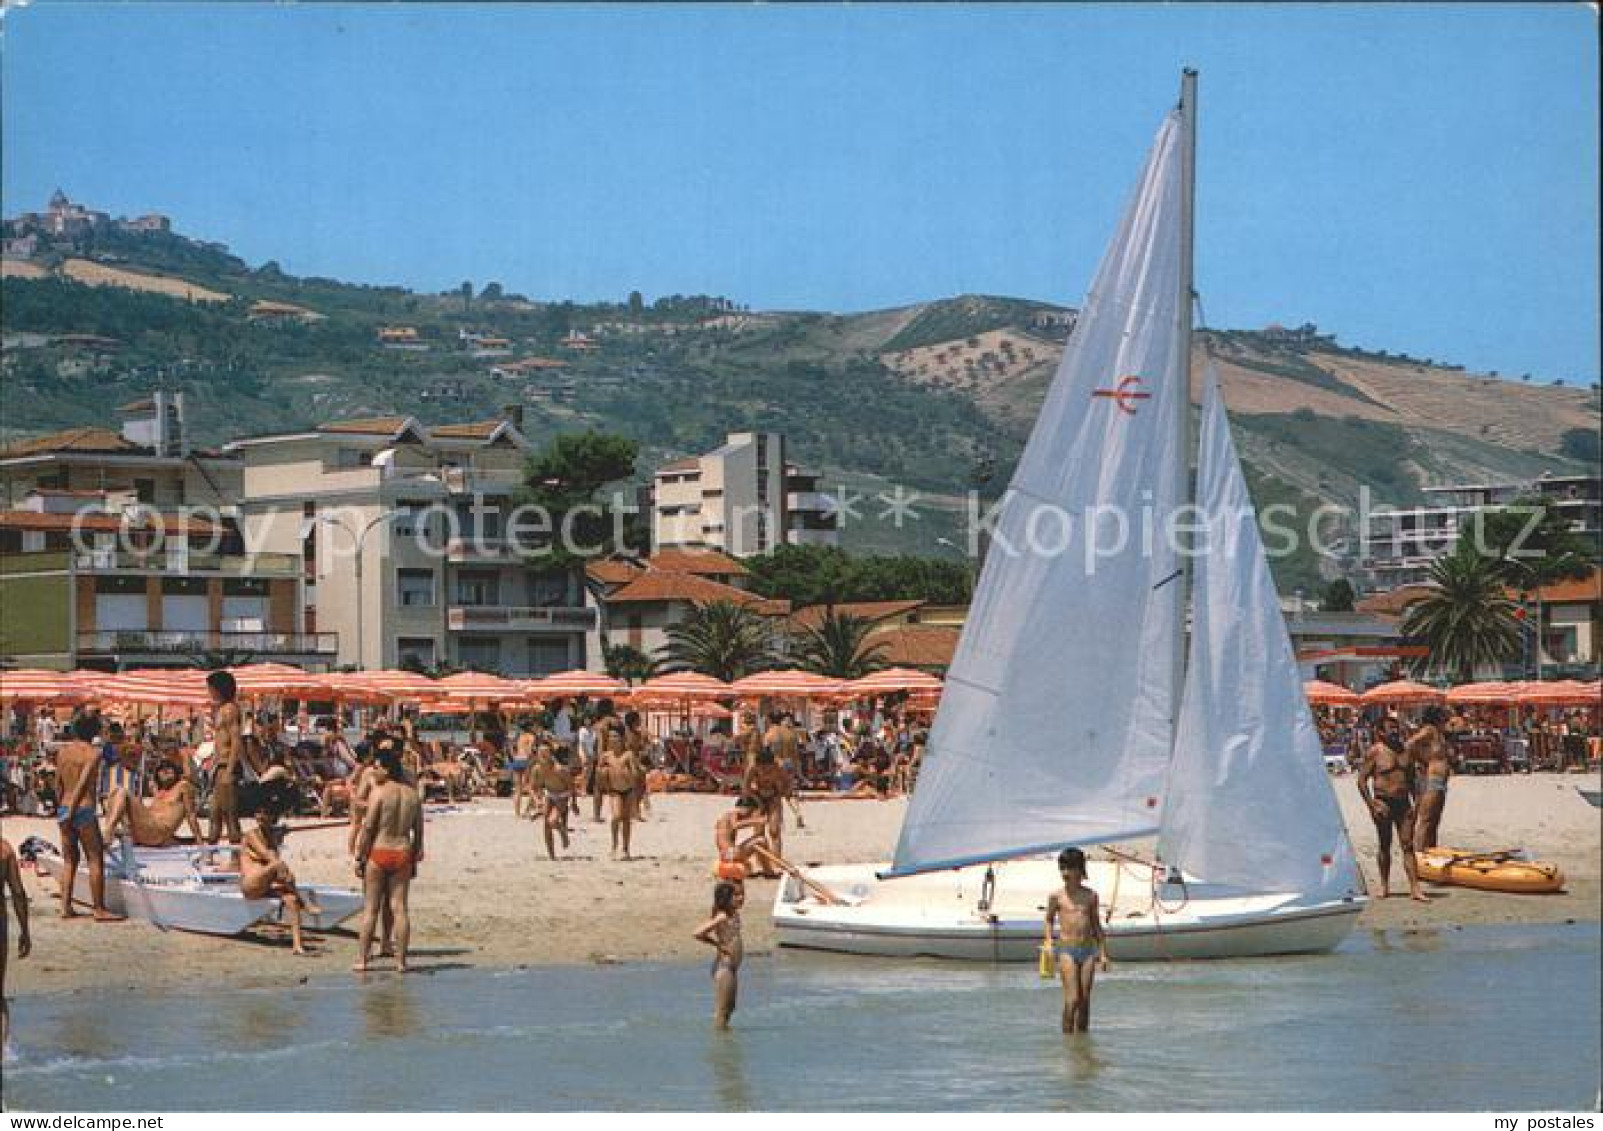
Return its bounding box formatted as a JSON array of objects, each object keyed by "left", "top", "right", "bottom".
[
  {"left": 0, "top": 427, "right": 143, "bottom": 458},
  {"left": 1530, "top": 569, "right": 1601, "bottom": 604},
  {"left": 647, "top": 549, "right": 747, "bottom": 576},
  {"left": 430, "top": 420, "right": 505, "bottom": 440},
  {"left": 656, "top": 457, "right": 700, "bottom": 475},
  {"left": 0, "top": 509, "right": 218, "bottom": 535},
  {"left": 317, "top": 416, "right": 413, "bottom": 435},
  {"left": 586, "top": 559, "right": 645, "bottom": 587},
  {"left": 1354, "top": 585, "right": 1434, "bottom": 617},
  {"left": 790, "top": 599, "right": 926, "bottom": 631},
  {"left": 868, "top": 624, "right": 959, "bottom": 671},
  {"left": 606, "top": 571, "right": 776, "bottom": 610},
  {"left": 117, "top": 398, "right": 154, "bottom": 413}
]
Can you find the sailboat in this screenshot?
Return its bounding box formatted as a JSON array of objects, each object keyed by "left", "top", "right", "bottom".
[{"left": 772, "top": 71, "right": 1365, "bottom": 961}]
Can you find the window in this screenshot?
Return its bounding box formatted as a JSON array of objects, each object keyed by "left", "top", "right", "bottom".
[
  {"left": 454, "top": 571, "right": 499, "bottom": 607},
  {"left": 392, "top": 501, "right": 430, "bottom": 539},
  {"left": 528, "top": 570, "right": 569, "bottom": 607},
  {"left": 527, "top": 637, "right": 569, "bottom": 677},
  {"left": 397, "top": 569, "right": 435, "bottom": 607},
  {"left": 334, "top": 448, "right": 373, "bottom": 469},
  {"left": 397, "top": 637, "right": 436, "bottom": 668},
  {"left": 456, "top": 637, "right": 501, "bottom": 672},
  {"left": 134, "top": 478, "right": 157, "bottom": 504}
]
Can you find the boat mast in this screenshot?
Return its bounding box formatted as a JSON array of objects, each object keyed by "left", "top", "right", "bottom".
[{"left": 1172, "top": 67, "right": 1198, "bottom": 733}]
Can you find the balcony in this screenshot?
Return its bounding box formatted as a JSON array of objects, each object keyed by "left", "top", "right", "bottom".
[
  {"left": 77, "top": 629, "right": 338, "bottom": 657},
  {"left": 434, "top": 467, "right": 524, "bottom": 495},
  {"left": 74, "top": 550, "right": 302, "bottom": 577},
  {"left": 787, "top": 490, "right": 835, "bottom": 515},
  {"left": 444, "top": 538, "right": 528, "bottom": 563},
  {"left": 446, "top": 605, "right": 597, "bottom": 633}
]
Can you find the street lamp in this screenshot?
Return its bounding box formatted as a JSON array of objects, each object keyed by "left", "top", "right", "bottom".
[{"left": 301, "top": 512, "right": 399, "bottom": 670}]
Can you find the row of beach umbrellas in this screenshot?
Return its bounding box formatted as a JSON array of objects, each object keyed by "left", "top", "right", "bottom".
[
  {"left": 1306, "top": 678, "right": 1601, "bottom": 709},
  {"left": 0, "top": 663, "right": 945, "bottom": 712}
]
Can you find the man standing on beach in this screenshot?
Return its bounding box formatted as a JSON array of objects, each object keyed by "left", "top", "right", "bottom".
[
  {"left": 2, "top": 835, "right": 33, "bottom": 1048},
  {"left": 1356, "top": 719, "right": 1429, "bottom": 902},
  {"left": 354, "top": 744, "right": 425, "bottom": 973},
  {"left": 54, "top": 714, "right": 120, "bottom": 921},
  {"left": 206, "top": 670, "right": 244, "bottom": 845}
]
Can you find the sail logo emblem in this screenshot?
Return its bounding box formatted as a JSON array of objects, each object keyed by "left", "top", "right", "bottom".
[{"left": 1091, "top": 375, "right": 1152, "bottom": 415}]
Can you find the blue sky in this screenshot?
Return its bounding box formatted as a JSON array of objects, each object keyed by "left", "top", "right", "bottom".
[{"left": 3, "top": 3, "right": 1598, "bottom": 382}]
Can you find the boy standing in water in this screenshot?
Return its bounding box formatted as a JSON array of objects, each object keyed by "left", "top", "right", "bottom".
[
  {"left": 1044, "top": 847, "right": 1108, "bottom": 1034},
  {"left": 692, "top": 881, "right": 745, "bottom": 1030}
]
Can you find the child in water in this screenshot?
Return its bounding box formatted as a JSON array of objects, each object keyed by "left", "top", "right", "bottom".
[
  {"left": 1044, "top": 846, "right": 1108, "bottom": 1033},
  {"left": 692, "top": 881, "right": 745, "bottom": 1030}
]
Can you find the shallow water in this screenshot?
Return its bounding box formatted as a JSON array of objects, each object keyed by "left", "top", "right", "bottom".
[{"left": 5, "top": 922, "right": 1597, "bottom": 1111}]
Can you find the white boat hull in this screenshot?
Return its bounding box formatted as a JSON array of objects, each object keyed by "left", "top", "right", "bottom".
[
  {"left": 773, "top": 857, "right": 1364, "bottom": 962},
  {"left": 37, "top": 845, "right": 364, "bottom": 937}
]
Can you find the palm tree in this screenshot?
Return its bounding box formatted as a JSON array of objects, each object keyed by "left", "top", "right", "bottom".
[
  {"left": 603, "top": 642, "right": 656, "bottom": 683},
  {"left": 659, "top": 600, "right": 777, "bottom": 682},
  {"left": 1401, "top": 546, "right": 1523, "bottom": 682},
  {"left": 791, "top": 609, "right": 888, "bottom": 679}
]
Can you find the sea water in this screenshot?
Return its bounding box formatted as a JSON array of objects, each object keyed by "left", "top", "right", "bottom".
[{"left": 4, "top": 923, "right": 1597, "bottom": 1111}]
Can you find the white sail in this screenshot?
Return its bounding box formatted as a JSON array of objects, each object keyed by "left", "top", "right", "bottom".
[
  {"left": 889, "top": 105, "right": 1191, "bottom": 875},
  {"left": 1157, "top": 371, "right": 1360, "bottom": 895}
]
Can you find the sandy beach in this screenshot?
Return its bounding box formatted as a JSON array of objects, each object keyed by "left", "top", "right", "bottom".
[{"left": 5, "top": 772, "right": 1598, "bottom": 997}]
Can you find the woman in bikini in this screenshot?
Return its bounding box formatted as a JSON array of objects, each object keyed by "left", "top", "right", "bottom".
[
  {"left": 692, "top": 881, "right": 745, "bottom": 1030},
  {"left": 1044, "top": 847, "right": 1108, "bottom": 1034},
  {"left": 102, "top": 760, "right": 204, "bottom": 847},
  {"left": 241, "top": 798, "right": 319, "bottom": 956}
]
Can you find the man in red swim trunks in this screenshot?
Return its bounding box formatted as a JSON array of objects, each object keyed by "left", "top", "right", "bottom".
[{"left": 353, "top": 744, "right": 424, "bottom": 973}]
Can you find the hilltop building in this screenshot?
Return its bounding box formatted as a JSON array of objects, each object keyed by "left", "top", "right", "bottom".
[
  {"left": 650, "top": 433, "right": 838, "bottom": 557},
  {"left": 6, "top": 190, "right": 170, "bottom": 243}
]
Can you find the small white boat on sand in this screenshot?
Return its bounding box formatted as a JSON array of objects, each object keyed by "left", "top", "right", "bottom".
[
  {"left": 775, "top": 71, "right": 1365, "bottom": 961},
  {"left": 37, "top": 842, "right": 364, "bottom": 937}
]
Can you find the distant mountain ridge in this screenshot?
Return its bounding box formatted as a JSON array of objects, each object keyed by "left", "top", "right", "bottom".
[{"left": 3, "top": 204, "right": 1598, "bottom": 589}]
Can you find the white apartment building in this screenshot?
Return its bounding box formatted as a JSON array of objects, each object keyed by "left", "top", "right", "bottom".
[
  {"left": 225, "top": 411, "right": 596, "bottom": 675},
  {"left": 1361, "top": 473, "right": 1601, "bottom": 588},
  {"left": 652, "top": 432, "right": 838, "bottom": 556}
]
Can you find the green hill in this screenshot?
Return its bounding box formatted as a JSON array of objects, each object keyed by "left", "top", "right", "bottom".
[{"left": 3, "top": 226, "right": 1597, "bottom": 595}]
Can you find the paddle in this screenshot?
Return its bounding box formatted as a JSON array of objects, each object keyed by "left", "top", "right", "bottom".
[{"left": 748, "top": 844, "right": 846, "bottom": 906}]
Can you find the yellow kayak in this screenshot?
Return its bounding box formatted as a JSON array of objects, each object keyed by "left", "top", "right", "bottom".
[{"left": 1416, "top": 847, "right": 1565, "bottom": 894}]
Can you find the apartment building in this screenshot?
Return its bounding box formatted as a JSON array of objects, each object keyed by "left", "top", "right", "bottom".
[
  {"left": 651, "top": 432, "right": 838, "bottom": 557},
  {"left": 225, "top": 411, "right": 596, "bottom": 675},
  {"left": 0, "top": 394, "right": 329, "bottom": 669},
  {"left": 1361, "top": 473, "right": 1601, "bottom": 587}
]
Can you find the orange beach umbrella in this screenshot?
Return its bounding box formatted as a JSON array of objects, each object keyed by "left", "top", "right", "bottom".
[
  {"left": 1304, "top": 680, "right": 1361, "bottom": 707},
  {"left": 1360, "top": 680, "right": 1445, "bottom": 707},
  {"left": 0, "top": 669, "right": 92, "bottom": 705},
  {"left": 841, "top": 667, "right": 944, "bottom": 698}
]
